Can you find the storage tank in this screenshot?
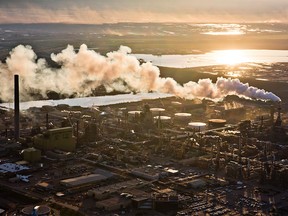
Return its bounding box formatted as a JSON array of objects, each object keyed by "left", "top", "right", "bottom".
[
  {"left": 81, "top": 115, "right": 92, "bottom": 121},
  {"left": 150, "top": 108, "right": 165, "bottom": 116},
  {"left": 128, "top": 111, "right": 142, "bottom": 121},
  {"left": 171, "top": 101, "right": 182, "bottom": 106},
  {"left": 154, "top": 116, "right": 171, "bottom": 123},
  {"left": 171, "top": 101, "right": 183, "bottom": 111},
  {"left": 208, "top": 119, "right": 227, "bottom": 128},
  {"left": 128, "top": 111, "right": 142, "bottom": 116},
  {"left": 22, "top": 205, "right": 51, "bottom": 216},
  {"left": 188, "top": 122, "right": 207, "bottom": 132},
  {"left": 118, "top": 107, "right": 127, "bottom": 117},
  {"left": 174, "top": 113, "right": 192, "bottom": 124}
]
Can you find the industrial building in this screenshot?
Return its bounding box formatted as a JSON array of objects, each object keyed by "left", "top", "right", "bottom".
[
  {"left": 153, "top": 192, "right": 179, "bottom": 213},
  {"left": 0, "top": 163, "right": 29, "bottom": 174},
  {"left": 60, "top": 173, "right": 110, "bottom": 188},
  {"left": 96, "top": 196, "right": 131, "bottom": 211},
  {"left": 33, "top": 127, "right": 76, "bottom": 152},
  {"left": 21, "top": 147, "right": 41, "bottom": 163},
  {"left": 88, "top": 179, "right": 147, "bottom": 200},
  {"left": 0, "top": 74, "right": 288, "bottom": 215},
  {"left": 186, "top": 178, "right": 207, "bottom": 189},
  {"left": 131, "top": 166, "right": 164, "bottom": 180}
]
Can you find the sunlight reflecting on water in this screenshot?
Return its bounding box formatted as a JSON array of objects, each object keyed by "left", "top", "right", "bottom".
[
  {"left": 215, "top": 50, "right": 250, "bottom": 65},
  {"left": 135, "top": 49, "right": 288, "bottom": 82},
  {"left": 134, "top": 49, "right": 288, "bottom": 68},
  {"left": 195, "top": 23, "right": 246, "bottom": 35},
  {"left": 202, "top": 31, "right": 245, "bottom": 35}
]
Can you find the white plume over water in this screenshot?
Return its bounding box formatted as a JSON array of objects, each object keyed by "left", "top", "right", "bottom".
[{"left": 0, "top": 44, "right": 281, "bottom": 102}]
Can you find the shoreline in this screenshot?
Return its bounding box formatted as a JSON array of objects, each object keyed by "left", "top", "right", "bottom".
[{"left": 0, "top": 93, "right": 172, "bottom": 110}]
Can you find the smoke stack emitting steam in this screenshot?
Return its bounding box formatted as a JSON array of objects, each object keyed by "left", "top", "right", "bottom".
[{"left": 0, "top": 44, "right": 281, "bottom": 102}]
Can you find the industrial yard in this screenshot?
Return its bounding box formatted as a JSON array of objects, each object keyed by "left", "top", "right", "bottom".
[
  {"left": 0, "top": 76, "right": 288, "bottom": 216},
  {"left": 1, "top": 0, "right": 288, "bottom": 214}
]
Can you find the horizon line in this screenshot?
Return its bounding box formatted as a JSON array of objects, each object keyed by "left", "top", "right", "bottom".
[{"left": 0, "top": 21, "right": 287, "bottom": 25}]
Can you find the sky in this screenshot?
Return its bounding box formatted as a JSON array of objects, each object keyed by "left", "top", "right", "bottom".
[{"left": 0, "top": 0, "right": 287, "bottom": 24}]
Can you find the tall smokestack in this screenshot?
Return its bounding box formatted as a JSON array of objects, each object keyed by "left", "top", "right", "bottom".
[
  {"left": 46, "top": 113, "right": 49, "bottom": 130},
  {"left": 14, "top": 74, "right": 20, "bottom": 141},
  {"left": 275, "top": 102, "right": 282, "bottom": 127}
]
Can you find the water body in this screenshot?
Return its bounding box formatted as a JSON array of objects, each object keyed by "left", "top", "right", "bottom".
[
  {"left": 1, "top": 93, "right": 172, "bottom": 110},
  {"left": 134, "top": 50, "right": 288, "bottom": 68}
]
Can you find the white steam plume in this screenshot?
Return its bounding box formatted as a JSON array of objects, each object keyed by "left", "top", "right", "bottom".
[{"left": 0, "top": 44, "right": 281, "bottom": 102}]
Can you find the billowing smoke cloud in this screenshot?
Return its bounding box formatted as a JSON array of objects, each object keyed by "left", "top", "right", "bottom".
[{"left": 0, "top": 44, "right": 281, "bottom": 102}]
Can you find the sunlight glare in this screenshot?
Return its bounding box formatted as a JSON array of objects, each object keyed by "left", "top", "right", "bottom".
[
  {"left": 215, "top": 50, "right": 249, "bottom": 65},
  {"left": 202, "top": 31, "right": 245, "bottom": 35}
]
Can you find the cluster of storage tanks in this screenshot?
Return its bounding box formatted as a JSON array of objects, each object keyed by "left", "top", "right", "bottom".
[{"left": 124, "top": 101, "right": 228, "bottom": 132}]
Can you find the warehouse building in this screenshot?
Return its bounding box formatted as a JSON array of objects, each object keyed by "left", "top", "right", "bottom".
[
  {"left": 131, "top": 166, "right": 165, "bottom": 180},
  {"left": 89, "top": 179, "right": 147, "bottom": 200},
  {"left": 60, "top": 173, "right": 109, "bottom": 188}
]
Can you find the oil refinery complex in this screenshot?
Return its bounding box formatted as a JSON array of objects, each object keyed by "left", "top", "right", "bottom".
[{"left": 0, "top": 75, "right": 288, "bottom": 216}]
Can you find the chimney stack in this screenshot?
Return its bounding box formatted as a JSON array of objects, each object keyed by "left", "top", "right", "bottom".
[
  {"left": 46, "top": 113, "right": 49, "bottom": 129},
  {"left": 14, "top": 74, "right": 20, "bottom": 141},
  {"left": 274, "top": 102, "right": 282, "bottom": 127}
]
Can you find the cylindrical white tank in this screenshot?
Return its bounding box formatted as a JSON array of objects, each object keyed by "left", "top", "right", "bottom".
[
  {"left": 188, "top": 122, "right": 207, "bottom": 132},
  {"left": 174, "top": 113, "right": 192, "bottom": 123},
  {"left": 154, "top": 115, "right": 171, "bottom": 122},
  {"left": 171, "top": 101, "right": 182, "bottom": 106},
  {"left": 128, "top": 111, "right": 142, "bottom": 121},
  {"left": 128, "top": 111, "right": 142, "bottom": 115},
  {"left": 81, "top": 115, "right": 92, "bottom": 120},
  {"left": 22, "top": 205, "right": 51, "bottom": 216},
  {"left": 150, "top": 108, "right": 165, "bottom": 116},
  {"left": 118, "top": 107, "right": 127, "bottom": 117},
  {"left": 208, "top": 119, "right": 227, "bottom": 128}
]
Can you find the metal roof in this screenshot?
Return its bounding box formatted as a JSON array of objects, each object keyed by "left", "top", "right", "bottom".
[
  {"left": 60, "top": 174, "right": 108, "bottom": 187},
  {"left": 0, "top": 163, "right": 29, "bottom": 173}
]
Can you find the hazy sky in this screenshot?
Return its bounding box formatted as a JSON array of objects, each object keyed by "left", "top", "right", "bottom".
[{"left": 0, "top": 0, "right": 287, "bottom": 24}]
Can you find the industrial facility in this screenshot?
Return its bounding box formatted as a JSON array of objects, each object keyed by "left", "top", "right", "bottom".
[{"left": 0, "top": 75, "right": 288, "bottom": 215}]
